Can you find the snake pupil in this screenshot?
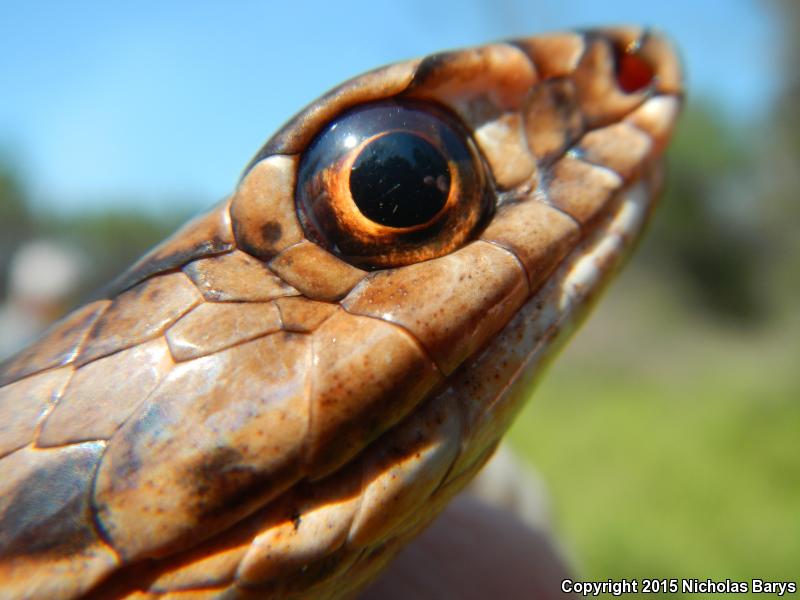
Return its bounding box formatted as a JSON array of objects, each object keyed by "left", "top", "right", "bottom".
[{"left": 349, "top": 132, "right": 450, "bottom": 228}]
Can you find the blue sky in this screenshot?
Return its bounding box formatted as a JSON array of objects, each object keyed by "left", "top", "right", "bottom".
[{"left": 0, "top": 0, "right": 780, "bottom": 212}]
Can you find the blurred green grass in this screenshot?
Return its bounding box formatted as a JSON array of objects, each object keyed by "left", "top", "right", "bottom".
[{"left": 508, "top": 263, "right": 800, "bottom": 593}]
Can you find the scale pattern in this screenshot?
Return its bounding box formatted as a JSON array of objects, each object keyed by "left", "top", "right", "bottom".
[{"left": 0, "top": 28, "right": 682, "bottom": 599}]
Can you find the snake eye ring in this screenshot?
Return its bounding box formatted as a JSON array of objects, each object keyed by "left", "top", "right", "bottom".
[{"left": 295, "top": 101, "right": 491, "bottom": 268}]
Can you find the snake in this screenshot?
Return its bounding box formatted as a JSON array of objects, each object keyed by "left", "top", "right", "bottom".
[{"left": 0, "top": 27, "right": 682, "bottom": 599}]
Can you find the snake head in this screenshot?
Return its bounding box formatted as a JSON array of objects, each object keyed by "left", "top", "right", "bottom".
[{"left": 0, "top": 28, "right": 682, "bottom": 599}]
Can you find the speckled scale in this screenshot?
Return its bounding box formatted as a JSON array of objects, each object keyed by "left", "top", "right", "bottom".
[
  {"left": 76, "top": 272, "right": 203, "bottom": 366},
  {"left": 0, "top": 368, "right": 72, "bottom": 458},
  {"left": 269, "top": 242, "right": 367, "bottom": 302},
  {"left": 183, "top": 250, "right": 298, "bottom": 303},
  {"left": 230, "top": 155, "right": 304, "bottom": 260},
  {"left": 107, "top": 201, "right": 236, "bottom": 295},
  {"left": 94, "top": 333, "right": 312, "bottom": 560},
  {"left": 274, "top": 297, "right": 338, "bottom": 333},
  {"left": 0, "top": 300, "right": 108, "bottom": 387},
  {"left": 38, "top": 338, "right": 174, "bottom": 446},
  {"left": 165, "top": 301, "right": 282, "bottom": 361},
  {"left": 342, "top": 241, "right": 529, "bottom": 375},
  {"left": 0, "top": 442, "right": 117, "bottom": 600},
  {"left": 480, "top": 199, "right": 581, "bottom": 290},
  {"left": 546, "top": 156, "right": 623, "bottom": 224},
  {"left": 305, "top": 310, "right": 442, "bottom": 478},
  {"left": 523, "top": 78, "right": 585, "bottom": 163},
  {"left": 0, "top": 28, "right": 682, "bottom": 599}
]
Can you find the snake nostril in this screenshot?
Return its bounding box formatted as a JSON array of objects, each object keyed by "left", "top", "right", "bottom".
[{"left": 613, "top": 42, "right": 655, "bottom": 94}]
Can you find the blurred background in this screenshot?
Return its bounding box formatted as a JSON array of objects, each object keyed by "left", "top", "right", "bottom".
[{"left": 1, "top": 0, "right": 797, "bottom": 593}]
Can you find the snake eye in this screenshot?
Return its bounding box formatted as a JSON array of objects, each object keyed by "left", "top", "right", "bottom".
[{"left": 296, "top": 101, "right": 489, "bottom": 268}]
